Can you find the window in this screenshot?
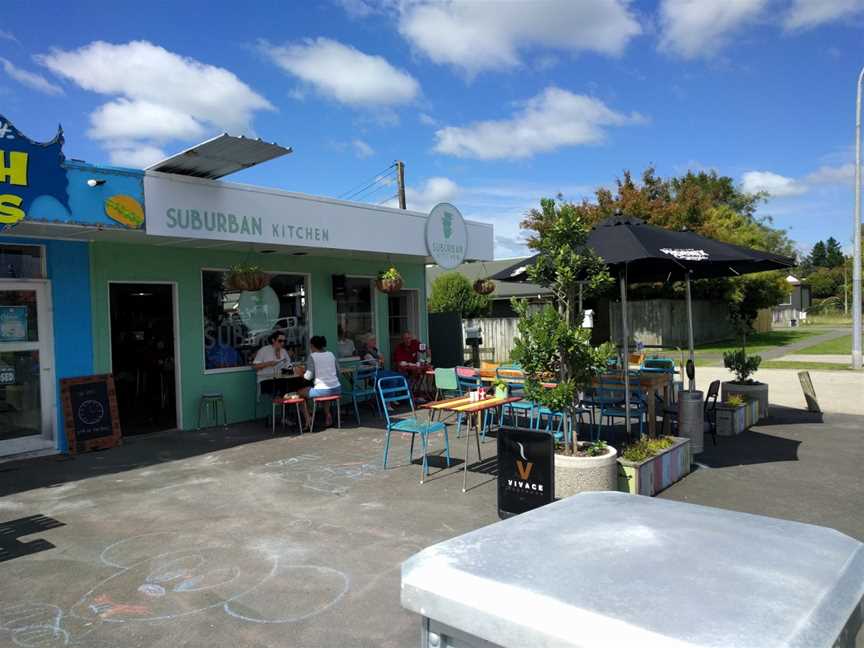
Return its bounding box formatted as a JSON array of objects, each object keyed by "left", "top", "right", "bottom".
[
  {"left": 0, "top": 245, "right": 44, "bottom": 279},
  {"left": 335, "top": 277, "right": 375, "bottom": 358},
  {"left": 202, "top": 270, "right": 309, "bottom": 371}
]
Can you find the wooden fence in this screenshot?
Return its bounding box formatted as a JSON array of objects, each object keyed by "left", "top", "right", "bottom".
[{"left": 462, "top": 317, "right": 519, "bottom": 363}]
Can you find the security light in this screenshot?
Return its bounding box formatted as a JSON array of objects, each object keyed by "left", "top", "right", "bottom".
[{"left": 87, "top": 179, "right": 106, "bottom": 187}]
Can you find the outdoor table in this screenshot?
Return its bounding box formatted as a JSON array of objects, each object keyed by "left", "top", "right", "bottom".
[
  {"left": 594, "top": 371, "right": 671, "bottom": 436},
  {"left": 400, "top": 362, "right": 434, "bottom": 401},
  {"left": 402, "top": 491, "right": 864, "bottom": 648},
  {"left": 422, "top": 394, "right": 522, "bottom": 492}
]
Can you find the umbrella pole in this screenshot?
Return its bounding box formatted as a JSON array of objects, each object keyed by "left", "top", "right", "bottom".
[
  {"left": 685, "top": 271, "right": 695, "bottom": 391},
  {"left": 620, "top": 272, "right": 632, "bottom": 439}
]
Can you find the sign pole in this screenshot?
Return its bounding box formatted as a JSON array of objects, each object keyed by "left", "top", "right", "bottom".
[{"left": 853, "top": 66, "right": 863, "bottom": 370}]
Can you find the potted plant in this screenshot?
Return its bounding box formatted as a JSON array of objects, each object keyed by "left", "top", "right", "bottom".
[
  {"left": 617, "top": 435, "right": 691, "bottom": 496},
  {"left": 491, "top": 378, "right": 509, "bottom": 399},
  {"left": 721, "top": 348, "right": 768, "bottom": 420},
  {"left": 376, "top": 266, "right": 403, "bottom": 293},
  {"left": 510, "top": 198, "right": 616, "bottom": 497},
  {"left": 225, "top": 263, "right": 269, "bottom": 292},
  {"left": 715, "top": 393, "right": 760, "bottom": 436},
  {"left": 473, "top": 278, "right": 495, "bottom": 295}
]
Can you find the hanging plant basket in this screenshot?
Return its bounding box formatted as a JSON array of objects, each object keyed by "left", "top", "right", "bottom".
[
  {"left": 226, "top": 264, "right": 269, "bottom": 292},
  {"left": 376, "top": 267, "right": 404, "bottom": 293},
  {"left": 473, "top": 278, "right": 496, "bottom": 295}
]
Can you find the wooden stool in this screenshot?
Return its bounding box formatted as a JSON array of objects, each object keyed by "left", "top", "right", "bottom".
[
  {"left": 272, "top": 397, "right": 304, "bottom": 435},
  {"left": 197, "top": 392, "right": 227, "bottom": 430},
  {"left": 310, "top": 395, "right": 341, "bottom": 433}
]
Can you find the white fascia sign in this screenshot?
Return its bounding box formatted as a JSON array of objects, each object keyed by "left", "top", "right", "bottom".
[{"left": 425, "top": 203, "right": 467, "bottom": 269}]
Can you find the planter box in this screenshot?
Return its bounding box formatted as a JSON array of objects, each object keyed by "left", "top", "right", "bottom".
[
  {"left": 555, "top": 446, "right": 618, "bottom": 498},
  {"left": 722, "top": 381, "right": 768, "bottom": 420},
  {"left": 617, "top": 437, "right": 691, "bottom": 497},
  {"left": 715, "top": 399, "right": 760, "bottom": 436}
]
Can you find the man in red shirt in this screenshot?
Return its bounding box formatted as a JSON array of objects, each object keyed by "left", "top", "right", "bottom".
[{"left": 393, "top": 331, "right": 422, "bottom": 366}]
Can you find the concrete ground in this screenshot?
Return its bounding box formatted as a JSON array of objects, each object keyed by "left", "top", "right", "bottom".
[
  {"left": 694, "top": 366, "right": 864, "bottom": 416},
  {"left": 0, "top": 404, "right": 862, "bottom": 647}
]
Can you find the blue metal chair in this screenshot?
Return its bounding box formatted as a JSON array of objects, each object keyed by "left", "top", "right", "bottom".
[
  {"left": 377, "top": 375, "right": 450, "bottom": 483},
  {"left": 641, "top": 356, "right": 682, "bottom": 404},
  {"left": 349, "top": 362, "right": 379, "bottom": 423},
  {"left": 598, "top": 380, "right": 647, "bottom": 437},
  {"left": 495, "top": 365, "right": 535, "bottom": 429},
  {"left": 454, "top": 368, "right": 495, "bottom": 439}
]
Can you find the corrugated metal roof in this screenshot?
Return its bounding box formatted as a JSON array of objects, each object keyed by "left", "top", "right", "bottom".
[{"left": 145, "top": 133, "right": 292, "bottom": 179}]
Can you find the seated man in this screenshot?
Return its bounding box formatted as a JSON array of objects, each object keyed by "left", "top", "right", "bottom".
[
  {"left": 336, "top": 325, "right": 356, "bottom": 358},
  {"left": 393, "top": 331, "right": 430, "bottom": 368}
]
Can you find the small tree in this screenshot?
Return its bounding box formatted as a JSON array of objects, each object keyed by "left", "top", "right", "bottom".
[
  {"left": 512, "top": 198, "right": 613, "bottom": 454},
  {"left": 428, "top": 272, "right": 490, "bottom": 318}
]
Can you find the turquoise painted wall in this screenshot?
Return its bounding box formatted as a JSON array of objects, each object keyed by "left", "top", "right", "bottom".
[{"left": 89, "top": 241, "right": 427, "bottom": 429}]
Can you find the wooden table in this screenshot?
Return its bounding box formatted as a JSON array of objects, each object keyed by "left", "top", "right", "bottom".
[
  {"left": 593, "top": 372, "right": 671, "bottom": 436},
  {"left": 422, "top": 395, "right": 522, "bottom": 492}
]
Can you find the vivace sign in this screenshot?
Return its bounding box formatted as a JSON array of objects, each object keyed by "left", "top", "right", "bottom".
[{"left": 0, "top": 115, "right": 69, "bottom": 230}]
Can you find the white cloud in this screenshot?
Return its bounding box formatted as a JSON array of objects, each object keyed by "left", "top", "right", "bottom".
[
  {"left": 0, "top": 58, "right": 63, "bottom": 95},
  {"left": 398, "top": 0, "right": 641, "bottom": 76},
  {"left": 805, "top": 163, "right": 856, "bottom": 185},
  {"left": 352, "top": 139, "right": 375, "bottom": 158},
  {"left": 0, "top": 30, "right": 18, "bottom": 44},
  {"left": 741, "top": 170, "right": 807, "bottom": 197},
  {"left": 262, "top": 37, "right": 419, "bottom": 107},
  {"left": 784, "top": 0, "right": 864, "bottom": 30},
  {"left": 658, "top": 0, "right": 769, "bottom": 59},
  {"left": 418, "top": 112, "right": 437, "bottom": 126},
  {"left": 399, "top": 177, "right": 460, "bottom": 212},
  {"left": 36, "top": 40, "right": 272, "bottom": 166},
  {"left": 433, "top": 86, "right": 644, "bottom": 160},
  {"left": 107, "top": 144, "right": 168, "bottom": 168}
]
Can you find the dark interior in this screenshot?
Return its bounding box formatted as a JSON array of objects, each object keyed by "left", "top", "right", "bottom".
[{"left": 109, "top": 283, "right": 176, "bottom": 435}]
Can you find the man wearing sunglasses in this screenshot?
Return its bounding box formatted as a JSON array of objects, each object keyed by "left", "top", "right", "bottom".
[{"left": 253, "top": 331, "right": 300, "bottom": 405}]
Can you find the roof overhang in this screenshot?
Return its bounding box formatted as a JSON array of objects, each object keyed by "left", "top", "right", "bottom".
[{"left": 145, "top": 134, "right": 292, "bottom": 179}]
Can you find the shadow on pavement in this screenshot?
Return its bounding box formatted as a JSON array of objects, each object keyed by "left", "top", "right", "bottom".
[
  {"left": 697, "top": 429, "right": 801, "bottom": 468},
  {"left": 756, "top": 405, "right": 823, "bottom": 426},
  {"left": 0, "top": 514, "right": 65, "bottom": 562}
]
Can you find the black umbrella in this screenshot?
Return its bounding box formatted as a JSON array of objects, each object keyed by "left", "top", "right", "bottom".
[{"left": 493, "top": 216, "right": 795, "bottom": 430}]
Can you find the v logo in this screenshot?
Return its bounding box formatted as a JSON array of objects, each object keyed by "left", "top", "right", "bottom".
[{"left": 515, "top": 460, "right": 533, "bottom": 481}]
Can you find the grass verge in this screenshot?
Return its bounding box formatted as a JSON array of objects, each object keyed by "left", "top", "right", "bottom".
[
  {"left": 795, "top": 334, "right": 851, "bottom": 355},
  {"left": 760, "top": 361, "right": 851, "bottom": 371}
]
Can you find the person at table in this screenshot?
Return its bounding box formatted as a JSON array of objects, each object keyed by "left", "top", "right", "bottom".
[
  {"left": 336, "top": 325, "right": 356, "bottom": 358},
  {"left": 298, "top": 335, "right": 342, "bottom": 429},
  {"left": 393, "top": 331, "right": 430, "bottom": 367},
  {"left": 253, "top": 332, "right": 294, "bottom": 398}
]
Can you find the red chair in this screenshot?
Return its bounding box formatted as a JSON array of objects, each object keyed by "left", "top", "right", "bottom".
[
  {"left": 310, "top": 395, "right": 342, "bottom": 433},
  {"left": 272, "top": 397, "right": 304, "bottom": 435}
]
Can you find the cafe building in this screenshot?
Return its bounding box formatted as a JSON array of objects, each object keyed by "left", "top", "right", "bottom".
[{"left": 0, "top": 115, "right": 493, "bottom": 458}]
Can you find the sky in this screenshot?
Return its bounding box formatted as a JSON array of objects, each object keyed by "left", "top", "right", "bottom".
[{"left": 1, "top": 0, "right": 862, "bottom": 259}]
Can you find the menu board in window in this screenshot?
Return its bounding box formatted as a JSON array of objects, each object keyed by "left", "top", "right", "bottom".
[{"left": 60, "top": 374, "right": 122, "bottom": 454}]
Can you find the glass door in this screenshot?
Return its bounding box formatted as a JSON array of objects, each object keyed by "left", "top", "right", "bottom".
[{"left": 0, "top": 281, "right": 55, "bottom": 455}]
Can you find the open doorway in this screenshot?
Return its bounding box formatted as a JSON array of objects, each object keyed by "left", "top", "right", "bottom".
[
  {"left": 109, "top": 283, "right": 177, "bottom": 435},
  {"left": 387, "top": 289, "right": 419, "bottom": 359}
]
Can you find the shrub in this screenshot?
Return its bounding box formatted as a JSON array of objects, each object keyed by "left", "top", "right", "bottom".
[
  {"left": 723, "top": 348, "right": 762, "bottom": 384},
  {"left": 724, "top": 394, "right": 745, "bottom": 407},
  {"left": 622, "top": 437, "right": 675, "bottom": 463}
]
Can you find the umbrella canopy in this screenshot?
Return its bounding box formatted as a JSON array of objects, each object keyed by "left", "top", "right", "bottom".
[
  {"left": 491, "top": 215, "right": 795, "bottom": 437},
  {"left": 492, "top": 215, "right": 795, "bottom": 283}
]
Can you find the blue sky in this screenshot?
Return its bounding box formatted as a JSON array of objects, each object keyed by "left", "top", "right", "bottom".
[{"left": 2, "top": 0, "right": 862, "bottom": 258}]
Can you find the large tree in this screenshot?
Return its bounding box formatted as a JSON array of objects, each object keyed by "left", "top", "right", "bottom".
[{"left": 539, "top": 167, "right": 792, "bottom": 331}]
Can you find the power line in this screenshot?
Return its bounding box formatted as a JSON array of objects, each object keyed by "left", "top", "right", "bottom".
[
  {"left": 337, "top": 163, "right": 397, "bottom": 200},
  {"left": 344, "top": 172, "right": 397, "bottom": 202},
  {"left": 378, "top": 193, "right": 399, "bottom": 205}
]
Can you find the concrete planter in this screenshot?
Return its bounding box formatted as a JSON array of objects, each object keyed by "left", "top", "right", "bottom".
[
  {"left": 617, "top": 437, "right": 691, "bottom": 497},
  {"left": 715, "top": 400, "right": 760, "bottom": 436},
  {"left": 722, "top": 381, "right": 768, "bottom": 420},
  {"left": 554, "top": 445, "right": 618, "bottom": 498}
]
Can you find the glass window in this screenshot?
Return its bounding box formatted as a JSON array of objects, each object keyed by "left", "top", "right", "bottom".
[
  {"left": 335, "top": 277, "right": 374, "bottom": 358},
  {"left": 0, "top": 245, "right": 44, "bottom": 279},
  {"left": 202, "top": 270, "right": 309, "bottom": 371}
]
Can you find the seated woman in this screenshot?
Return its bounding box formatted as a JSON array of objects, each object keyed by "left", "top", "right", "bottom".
[
  {"left": 298, "top": 335, "right": 342, "bottom": 429},
  {"left": 253, "top": 331, "right": 294, "bottom": 399}
]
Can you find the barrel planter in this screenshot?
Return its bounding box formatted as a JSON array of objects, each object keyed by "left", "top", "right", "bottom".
[
  {"left": 715, "top": 399, "right": 760, "bottom": 436},
  {"left": 721, "top": 381, "right": 768, "bottom": 420},
  {"left": 554, "top": 444, "right": 618, "bottom": 497},
  {"left": 617, "top": 436, "right": 691, "bottom": 497}
]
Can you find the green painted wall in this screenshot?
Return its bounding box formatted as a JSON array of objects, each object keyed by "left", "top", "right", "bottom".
[{"left": 89, "top": 241, "right": 428, "bottom": 429}]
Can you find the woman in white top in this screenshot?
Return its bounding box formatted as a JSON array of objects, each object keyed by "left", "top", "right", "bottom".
[
  {"left": 252, "top": 331, "right": 295, "bottom": 398},
  {"left": 298, "top": 335, "right": 341, "bottom": 429}
]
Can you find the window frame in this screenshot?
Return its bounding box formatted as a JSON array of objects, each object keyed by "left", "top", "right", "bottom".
[{"left": 200, "top": 267, "right": 312, "bottom": 376}]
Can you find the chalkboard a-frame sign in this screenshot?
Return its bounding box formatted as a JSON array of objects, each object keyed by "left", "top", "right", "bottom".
[{"left": 60, "top": 374, "right": 122, "bottom": 454}]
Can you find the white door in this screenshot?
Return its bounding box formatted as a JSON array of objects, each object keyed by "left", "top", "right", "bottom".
[{"left": 0, "top": 281, "right": 55, "bottom": 456}]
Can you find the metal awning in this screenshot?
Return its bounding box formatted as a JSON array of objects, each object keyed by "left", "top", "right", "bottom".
[{"left": 145, "top": 134, "right": 292, "bottom": 179}]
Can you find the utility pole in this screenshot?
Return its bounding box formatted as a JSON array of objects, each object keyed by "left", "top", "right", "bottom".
[
  {"left": 396, "top": 160, "right": 406, "bottom": 210},
  {"left": 853, "top": 66, "right": 863, "bottom": 370}
]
